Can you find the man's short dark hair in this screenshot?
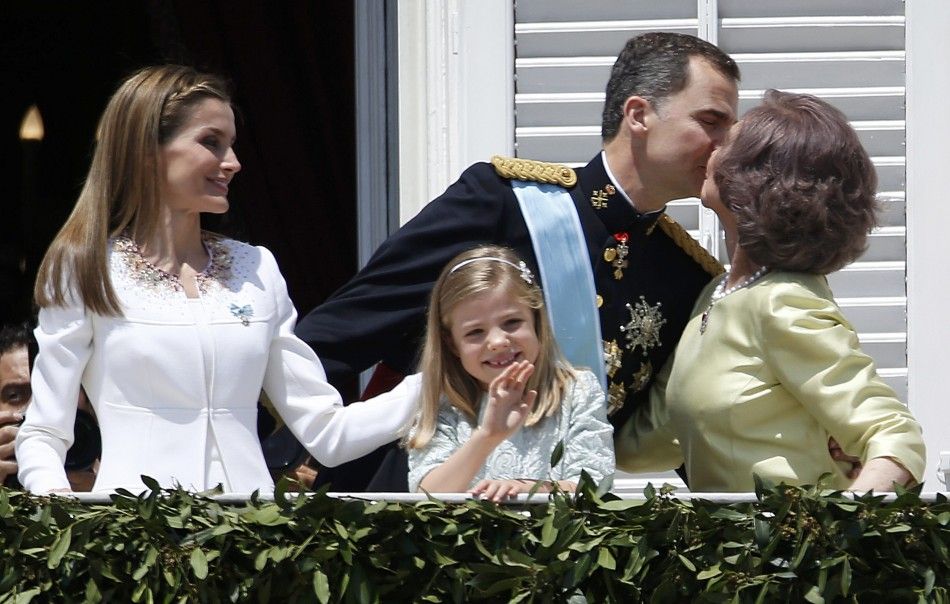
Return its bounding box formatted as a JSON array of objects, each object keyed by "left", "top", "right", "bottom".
[
  {"left": 714, "top": 90, "right": 878, "bottom": 274},
  {"left": 601, "top": 32, "right": 740, "bottom": 141},
  {"left": 0, "top": 322, "right": 33, "bottom": 357}
]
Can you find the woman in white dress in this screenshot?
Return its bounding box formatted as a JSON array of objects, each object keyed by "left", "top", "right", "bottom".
[{"left": 16, "top": 65, "right": 418, "bottom": 494}]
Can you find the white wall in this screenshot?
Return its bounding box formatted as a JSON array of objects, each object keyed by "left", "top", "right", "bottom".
[
  {"left": 906, "top": 1, "right": 950, "bottom": 488},
  {"left": 396, "top": 0, "right": 513, "bottom": 223}
]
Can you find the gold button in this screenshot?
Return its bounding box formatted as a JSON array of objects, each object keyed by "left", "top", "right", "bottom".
[{"left": 596, "top": 295, "right": 603, "bottom": 308}]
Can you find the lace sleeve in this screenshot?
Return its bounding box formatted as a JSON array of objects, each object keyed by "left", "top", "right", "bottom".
[
  {"left": 556, "top": 370, "right": 615, "bottom": 484},
  {"left": 407, "top": 403, "right": 467, "bottom": 492}
]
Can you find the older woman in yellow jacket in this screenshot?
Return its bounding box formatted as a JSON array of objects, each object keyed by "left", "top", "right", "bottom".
[{"left": 617, "top": 90, "right": 924, "bottom": 492}]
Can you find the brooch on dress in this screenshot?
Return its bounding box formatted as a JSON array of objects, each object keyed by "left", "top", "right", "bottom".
[{"left": 230, "top": 303, "right": 254, "bottom": 326}]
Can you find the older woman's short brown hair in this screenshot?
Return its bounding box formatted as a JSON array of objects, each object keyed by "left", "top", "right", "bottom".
[{"left": 713, "top": 90, "right": 878, "bottom": 274}]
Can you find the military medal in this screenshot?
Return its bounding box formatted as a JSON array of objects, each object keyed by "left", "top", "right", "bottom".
[
  {"left": 590, "top": 183, "right": 616, "bottom": 209},
  {"left": 631, "top": 360, "right": 653, "bottom": 393},
  {"left": 607, "top": 381, "right": 626, "bottom": 416},
  {"left": 603, "top": 340, "right": 622, "bottom": 379},
  {"left": 620, "top": 296, "right": 666, "bottom": 355},
  {"left": 609, "top": 232, "right": 629, "bottom": 280}
]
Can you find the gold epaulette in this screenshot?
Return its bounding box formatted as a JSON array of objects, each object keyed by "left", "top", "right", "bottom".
[
  {"left": 491, "top": 155, "right": 577, "bottom": 188},
  {"left": 656, "top": 215, "right": 725, "bottom": 277}
]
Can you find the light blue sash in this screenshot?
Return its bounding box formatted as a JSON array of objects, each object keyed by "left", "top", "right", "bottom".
[{"left": 511, "top": 180, "right": 606, "bottom": 387}]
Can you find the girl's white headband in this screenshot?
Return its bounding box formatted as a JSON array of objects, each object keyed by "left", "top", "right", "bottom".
[{"left": 448, "top": 257, "right": 535, "bottom": 285}]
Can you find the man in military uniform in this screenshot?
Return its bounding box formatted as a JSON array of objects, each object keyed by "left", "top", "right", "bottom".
[{"left": 295, "top": 32, "right": 740, "bottom": 491}]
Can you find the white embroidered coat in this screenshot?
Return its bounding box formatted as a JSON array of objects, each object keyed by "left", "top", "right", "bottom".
[{"left": 16, "top": 234, "right": 418, "bottom": 494}]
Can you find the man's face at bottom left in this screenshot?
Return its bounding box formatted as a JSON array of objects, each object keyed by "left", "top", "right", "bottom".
[{"left": 0, "top": 346, "right": 30, "bottom": 415}]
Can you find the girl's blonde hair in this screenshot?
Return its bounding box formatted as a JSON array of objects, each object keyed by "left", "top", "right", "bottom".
[
  {"left": 408, "top": 245, "right": 574, "bottom": 449},
  {"left": 34, "top": 65, "right": 232, "bottom": 316}
]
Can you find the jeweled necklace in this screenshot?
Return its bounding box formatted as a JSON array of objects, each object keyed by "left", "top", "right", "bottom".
[
  {"left": 114, "top": 231, "right": 232, "bottom": 295},
  {"left": 699, "top": 266, "right": 769, "bottom": 335}
]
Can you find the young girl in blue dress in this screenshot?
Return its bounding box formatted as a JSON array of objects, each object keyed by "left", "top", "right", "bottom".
[{"left": 406, "top": 245, "right": 614, "bottom": 501}]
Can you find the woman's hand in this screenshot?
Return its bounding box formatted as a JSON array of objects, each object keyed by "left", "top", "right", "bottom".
[
  {"left": 828, "top": 437, "right": 863, "bottom": 479},
  {"left": 849, "top": 456, "right": 913, "bottom": 492},
  {"left": 471, "top": 478, "right": 577, "bottom": 502},
  {"left": 477, "top": 360, "right": 537, "bottom": 443}
]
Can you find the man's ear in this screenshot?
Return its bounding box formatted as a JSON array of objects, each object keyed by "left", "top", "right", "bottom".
[{"left": 622, "top": 95, "right": 652, "bottom": 137}]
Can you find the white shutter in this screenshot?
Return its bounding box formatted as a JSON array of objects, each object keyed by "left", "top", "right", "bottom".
[{"left": 513, "top": 0, "right": 907, "bottom": 399}]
